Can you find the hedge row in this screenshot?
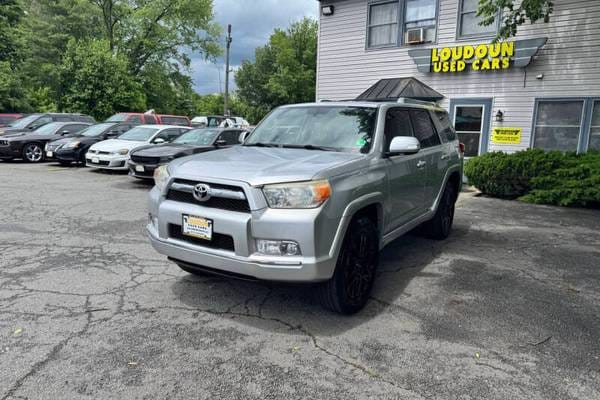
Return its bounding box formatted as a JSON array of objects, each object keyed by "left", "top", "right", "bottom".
[{"left": 464, "top": 149, "right": 600, "bottom": 208}]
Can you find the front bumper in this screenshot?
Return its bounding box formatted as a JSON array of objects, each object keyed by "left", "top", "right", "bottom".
[
  {"left": 55, "top": 147, "right": 83, "bottom": 162},
  {"left": 128, "top": 160, "right": 159, "bottom": 179},
  {"left": 147, "top": 185, "right": 341, "bottom": 282},
  {"left": 85, "top": 153, "right": 128, "bottom": 170},
  {"left": 0, "top": 143, "right": 20, "bottom": 159}
]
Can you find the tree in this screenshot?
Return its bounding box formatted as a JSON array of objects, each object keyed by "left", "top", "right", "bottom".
[
  {"left": 478, "top": 0, "right": 554, "bottom": 39},
  {"left": 58, "top": 39, "right": 146, "bottom": 120},
  {"left": 235, "top": 18, "right": 318, "bottom": 123}
]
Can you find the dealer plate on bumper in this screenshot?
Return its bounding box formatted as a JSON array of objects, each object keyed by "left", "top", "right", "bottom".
[
  {"left": 135, "top": 165, "right": 144, "bottom": 172},
  {"left": 182, "top": 215, "right": 212, "bottom": 240}
]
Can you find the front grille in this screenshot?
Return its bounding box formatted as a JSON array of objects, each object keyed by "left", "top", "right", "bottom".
[
  {"left": 168, "top": 224, "right": 235, "bottom": 252},
  {"left": 166, "top": 180, "right": 250, "bottom": 213},
  {"left": 131, "top": 155, "right": 160, "bottom": 164},
  {"left": 0, "top": 140, "right": 9, "bottom": 146},
  {"left": 166, "top": 190, "right": 250, "bottom": 213},
  {"left": 98, "top": 151, "right": 111, "bottom": 155}
]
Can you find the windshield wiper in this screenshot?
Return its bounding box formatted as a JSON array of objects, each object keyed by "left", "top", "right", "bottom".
[
  {"left": 280, "top": 144, "right": 341, "bottom": 152},
  {"left": 244, "top": 142, "right": 280, "bottom": 148}
]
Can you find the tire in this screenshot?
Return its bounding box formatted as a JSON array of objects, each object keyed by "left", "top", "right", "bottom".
[
  {"left": 317, "top": 216, "right": 379, "bottom": 315},
  {"left": 423, "top": 182, "right": 456, "bottom": 240},
  {"left": 177, "top": 263, "right": 209, "bottom": 276},
  {"left": 22, "top": 143, "right": 44, "bottom": 163}
]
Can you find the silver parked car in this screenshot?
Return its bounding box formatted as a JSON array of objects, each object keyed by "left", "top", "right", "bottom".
[{"left": 147, "top": 100, "right": 463, "bottom": 314}]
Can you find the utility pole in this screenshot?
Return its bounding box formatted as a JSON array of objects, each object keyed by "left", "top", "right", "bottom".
[{"left": 224, "top": 24, "right": 232, "bottom": 117}]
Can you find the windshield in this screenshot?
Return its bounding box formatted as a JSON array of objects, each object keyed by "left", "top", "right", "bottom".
[
  {"left": 173, "top": 129, "right": 219, "bottom": 145},
  {"left": 81, "top": 123, "right": 115, "bottom": 137},
  {"left": 33, "top": 122, "right": 62, "bottom": 135},
  {"left": 106, "top": 114, "right": 128, "bottom": 122},
  {"left": 118, "top": 127, "right": 158, "bottom": 141},
  {"left": 8, "top": 115, "right": 39, "bottom": 129},
  {"left": 245, "top": 106, "right": 378, "bottom": 153}
]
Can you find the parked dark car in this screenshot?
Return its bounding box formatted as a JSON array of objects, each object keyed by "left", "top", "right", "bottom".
[
  {"left": 0, "top": 114, "right": 23, "bottom": 128},
  {"left": 0, "top": 122, "right": 92, "bottom": 163},
  {"left": 46, "top": 122, "right": 137, "bottom": 165},
  {"left": 128, "top": 128, "right": 244, "bottom": 179},
  {"left": 106, "top": 113, "right": 159, "bottom": 125},
  {"left": 0, "top": 113, "right": 95, "bottom": 136}
]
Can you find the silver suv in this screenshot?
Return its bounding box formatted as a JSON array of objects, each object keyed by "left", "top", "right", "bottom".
[{"left": 147, "top": 100, "right": 463, "bottom": 314}]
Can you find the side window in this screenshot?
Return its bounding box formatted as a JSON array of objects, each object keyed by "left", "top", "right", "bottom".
[
  {"left": 384, "top": 108, "right": 414, "bottom": 151},
  {"left": 30, "top": 116, "right": 52, "bottom": 129},
  {"left": 155, "top": 129, "right": 181, "bottom": 142},
  {"left": 410, "top": 110, "right": 441, "bottom": 148},
  {"left": 145, "top": 114, "right": 157, "bottom": 124},
  {"left": 55, "top": 115, "right": 71, "bottom": 122},
  {"left": 129, "top": 115, "right": 143, "bottom": 124},
  {"left": 62, "top": 124, "right": 84, "bottom": 134},
  {"left": 434, "top": 111, "right": 457, "bottom": 142}
]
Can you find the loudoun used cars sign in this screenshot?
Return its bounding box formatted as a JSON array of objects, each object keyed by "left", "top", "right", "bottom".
[{"left": 408, "top": 38, "right": 547, "bottom": 74}]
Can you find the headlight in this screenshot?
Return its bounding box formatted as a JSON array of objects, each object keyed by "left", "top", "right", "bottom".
[
  {"left": 262, "top": 180, "right": 331, "bottom": 209},
  {"left": 117, "top": 149, "right": 129, "bottom": 155},
  {"left": 154, "top": 165, "right": 170, "bottom": 191},
  {"left": 64, "top": 141, "right": 81, "bottom": 149}
]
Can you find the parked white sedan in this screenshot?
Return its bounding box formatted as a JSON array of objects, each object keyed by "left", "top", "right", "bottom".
[{"left": 85, "top": 125, "right": 191, "bottom": 170}]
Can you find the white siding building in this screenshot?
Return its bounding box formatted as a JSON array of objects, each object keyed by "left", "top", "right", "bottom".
[{"left": 316, "top": 0, "right": 600, "bottom": 156}]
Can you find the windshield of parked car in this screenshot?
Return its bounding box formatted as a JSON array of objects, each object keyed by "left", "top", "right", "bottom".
[
  {"left": 106, "top": 114, "right": 128, "bottom": 122},
  {"left": 118, "top": 127, "right": 159, "bottom": 141},
  {"left": 80, "top": 123, "right": 115, "bottom": 137},
  {"left": 245, "top": 106, "right": 378, "bottom": 153},
  {"left": 173, "top": 129, "right": 219, "bottom": 145},
  {"left": 8, "top": 115, "right": 39, "bottom": 129},
  {"left": 33, "top": 122, "right": 62, "bottom": 135}
]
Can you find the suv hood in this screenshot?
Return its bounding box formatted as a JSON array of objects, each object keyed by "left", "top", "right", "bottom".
[
  {"left": 171, "top": 146, "right": 365, "bottom": 186},
  {"left": 0, "top": 128, "right": 28, "bottom": 136},
  {"left": 90, "top": 139, "right": 146, "bottom": 152}
]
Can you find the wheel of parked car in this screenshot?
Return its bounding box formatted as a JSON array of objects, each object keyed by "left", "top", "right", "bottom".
[
  {"left": 22, "top": 143, "right": 44, "bottom": 163},
  {"left": 423, "top": 182, "right": 456, "bottom": 240},
  {"left": 317, "top": 216, "right": 379, "bottom": 315}
]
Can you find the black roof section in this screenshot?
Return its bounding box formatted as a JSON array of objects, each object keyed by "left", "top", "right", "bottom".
[{"left": 355, "top": 77, "right": 444, "bottom": 102}]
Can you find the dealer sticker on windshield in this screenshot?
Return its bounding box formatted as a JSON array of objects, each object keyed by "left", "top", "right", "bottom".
[{"left": 182, "top": 214, "right": 213, "bottom": 241}]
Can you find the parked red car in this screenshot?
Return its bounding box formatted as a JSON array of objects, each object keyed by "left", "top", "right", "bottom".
[
  {"left": 0, "top": 114, "right": 23, "bottom": 128},
  {"left": 156, "top": 114, "right": 192, "bottom": 127},
  {"left": 105, "top": 112, "right": 191, "bottom": 127}
]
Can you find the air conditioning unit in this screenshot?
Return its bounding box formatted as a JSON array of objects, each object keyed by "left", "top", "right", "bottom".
[{"left": 406, "top": 28, "right": 425, "bottom": 44}]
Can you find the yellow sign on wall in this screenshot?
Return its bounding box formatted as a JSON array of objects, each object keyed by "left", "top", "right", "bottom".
[
  {"left": 492, "top": 127, "right": 522, "bottom": 144},
  {"left": 431, "top": 42, "right": 514, "bottom": 73}
]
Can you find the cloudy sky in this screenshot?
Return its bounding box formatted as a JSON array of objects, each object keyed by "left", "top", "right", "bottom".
[{"left": 190, "top": 0, "right": 319, "bottom": 94}]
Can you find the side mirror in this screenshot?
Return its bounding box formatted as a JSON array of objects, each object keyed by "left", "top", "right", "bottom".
[
  {"left": 60, "top": 130, "right": 70, "bottom": 136},
  {"left": 239, "top": 131, "right": 250, "bottom": 143},
  {"left": 215, "top": 139, "right": 228, "bottom": 147},
  {"left": 387, "top": 136, "right": 420, "bottom": 156},
  {"left": 106, "top": 130, "right": 120, "bottom": 138},
  {"left": 153, "top": 138, "right": 166, "bottom": 144}
]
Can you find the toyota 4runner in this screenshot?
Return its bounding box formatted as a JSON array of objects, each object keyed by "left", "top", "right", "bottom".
[{"left": 147, "top": 100, "right": 463, "bottom": 314}]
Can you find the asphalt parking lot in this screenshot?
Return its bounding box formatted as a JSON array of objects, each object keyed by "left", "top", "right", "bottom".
[{"left": 0, "top": 162, "right": 599, "bottom": 400}]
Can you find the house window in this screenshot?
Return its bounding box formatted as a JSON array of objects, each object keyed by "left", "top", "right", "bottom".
[
  {"left": 458, "top": 0, "right": 497, "bottom": 38},
  {"left": 404, "top": 0, "right": 436, "bottom": 43},
  {"left": 590, "top": 101, "right": 600, "bottom": 150},
  {"left": 533, "top": 100, "right": 584, "bottom": 152},
  {"left": 367, "top": 2, "right": 399, "bottom": 47}
]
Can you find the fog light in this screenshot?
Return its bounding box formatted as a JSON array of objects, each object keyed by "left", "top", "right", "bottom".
[{"left": 256, "top": 239, "right": 301, "bottom": 256}]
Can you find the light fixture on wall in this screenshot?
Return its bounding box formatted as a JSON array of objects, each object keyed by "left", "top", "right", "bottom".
[
  {"left": 322, "top": 5, "right": 335, "bottom": 16},
  {"left": 495, "top": 110, "right": 505, "bottom": 122}
]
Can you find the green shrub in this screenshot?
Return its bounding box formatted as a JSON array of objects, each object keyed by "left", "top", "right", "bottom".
[
  {"left": 464, "top": 149, "right": 566, "bottom": 198},
  {"left": 520, "top": 151, "right": 600, "bottom": 208}
]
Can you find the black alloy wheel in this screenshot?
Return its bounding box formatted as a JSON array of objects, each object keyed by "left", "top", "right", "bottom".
[
  {"left": 22, "top": 143, "right": 44, "bottom": 163},
  {"left": 318, "top": 216, "right": 379, "bottom": 314}
]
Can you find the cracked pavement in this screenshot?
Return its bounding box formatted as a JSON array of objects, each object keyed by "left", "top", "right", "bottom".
[{"left": 1, "top": 162, "right": 599, "bottom": 399}]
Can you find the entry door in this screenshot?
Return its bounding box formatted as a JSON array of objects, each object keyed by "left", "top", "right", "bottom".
[{"left": 449, "top": 98, "right": 493, "bottom": 157}]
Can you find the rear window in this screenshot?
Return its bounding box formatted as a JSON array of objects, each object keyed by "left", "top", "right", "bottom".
[
  {"left": 161, "top": 116, "right": 189, "bottom": 126},
  {"left": 435, "top": 111, "right": 457, "bottom": 142},
  {"left": 144, "top": 114, "right": 157, "bottom": 124},
  {"left": 106, "top": 114, "right": 128, "bottom": 122}
]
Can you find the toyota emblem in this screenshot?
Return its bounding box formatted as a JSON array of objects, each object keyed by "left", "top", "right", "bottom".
[{"left": 193, "top": 183, "right": 211, "bottom": 202}]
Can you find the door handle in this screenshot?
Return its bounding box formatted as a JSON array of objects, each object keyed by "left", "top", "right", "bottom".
[
  {"left": 416, "top": 160, "right": 427, "bottom": 169},
  {"left": 440, "top": 154, "right": 450, "bottom": 160}
]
